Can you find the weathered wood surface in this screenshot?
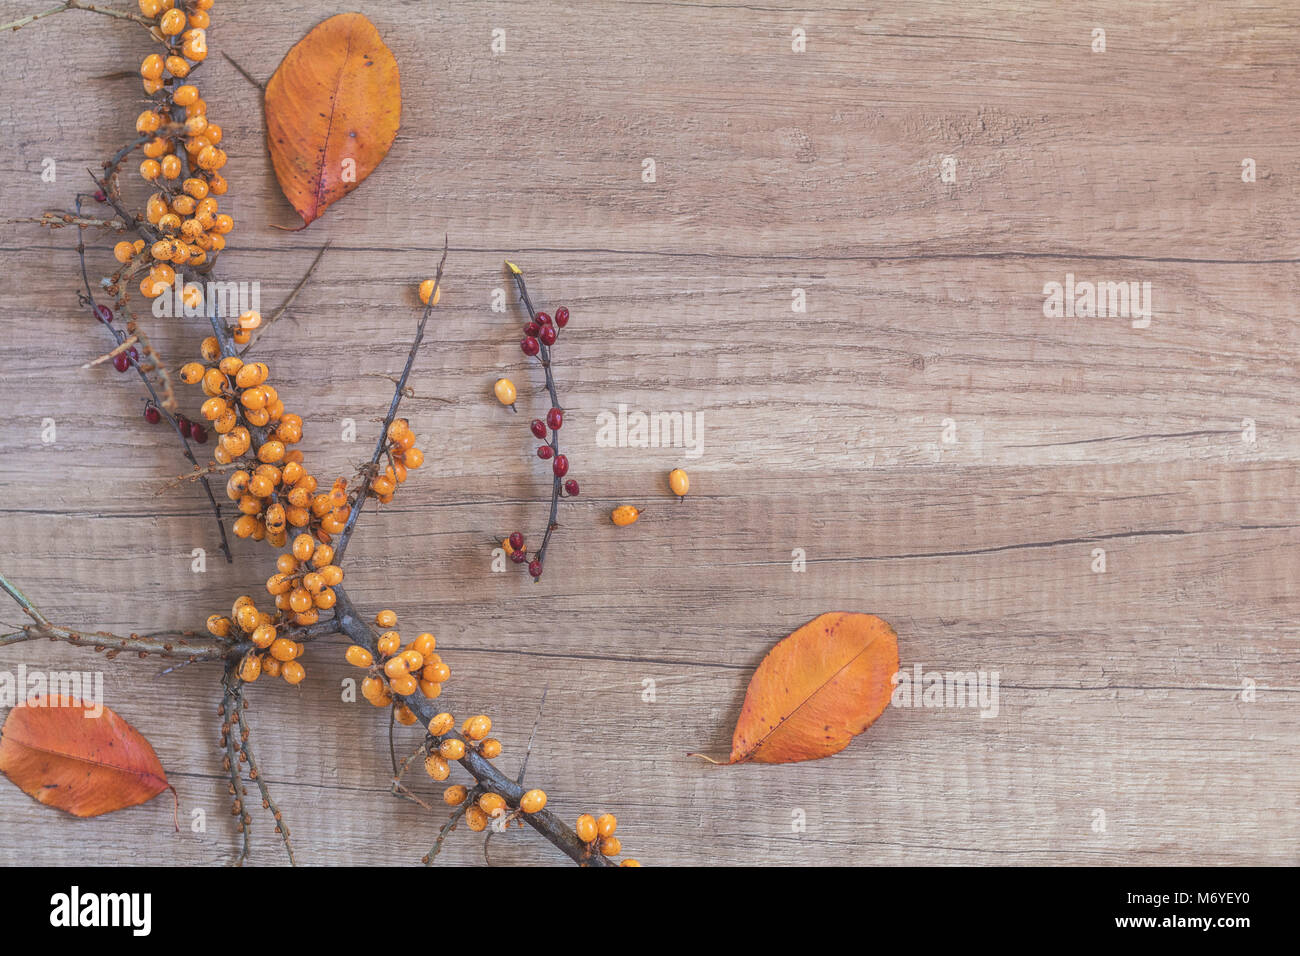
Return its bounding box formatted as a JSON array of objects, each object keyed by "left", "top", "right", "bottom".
[{"left": 0, "top": 0, "right": 1295, "bottom": 866}]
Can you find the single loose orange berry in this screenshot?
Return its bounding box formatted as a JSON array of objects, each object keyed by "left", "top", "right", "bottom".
[
  {"left": 668, "top": 468, "right": 690, "bottom": 496},
  {"left": 493, "top": 378, "right": 517, "bottom": 406},
  {"left": 520, "top": 789, "right": 547, "bottom": 814},
  {"left": 612, "top": 505, "right": 641, "bottom": 526}
]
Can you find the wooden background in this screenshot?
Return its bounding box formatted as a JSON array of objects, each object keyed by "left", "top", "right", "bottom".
[{"left": 0, "top": 0, "right": 1296, "bottom": 866}]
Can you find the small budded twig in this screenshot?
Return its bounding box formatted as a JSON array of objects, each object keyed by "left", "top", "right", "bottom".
[
  {"left": 504, "top": 263, "right": 575, "bottom": 582},
  {"left": 238, "top": 241, "right": 330, "bottom": 356},
  {"left": 233, "top": 690, "right": 295, "bottom": 865}
]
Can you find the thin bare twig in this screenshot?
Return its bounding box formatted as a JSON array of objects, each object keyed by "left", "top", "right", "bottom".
[
  {"left": 239, "top": 242, "right": 330, "bottom": 356},
  {"left": 0, "top": 0, "right": 155, "bottom": 33},
  {"left": 331, "top": 238, "right": 447, "bottom": 565}
]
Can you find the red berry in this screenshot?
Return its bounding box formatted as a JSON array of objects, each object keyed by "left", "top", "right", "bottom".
[
  {"left": 552, "top": 455, "right": 569, "bottom": 477},
  {"left": 521, "top": 336, "right": 540, "bottom": 357},
  {"left": 113, "top": 352, "right": 130, "bottom": 372},
  {"left": 530, "top": 419, "right": 547, "bottom": 439},
  {"left": 524, "top": 322, "right": 540, "bottom": 337},
  {"left": 528, "top": 559, "right": 542, "bottom": 578},
  {"left": 546, "top": 408, "right": 563, "bottom": 430},
  {"left": 510, "top": 549, "right": 528, "bottom": 564},
  {"left": 95, "top": 304, "right": 113, "bottom": 324},
  {"left": 539, "top": 326, "right": 557, "bottom": 346},
  {"left": 143, "top": 404, "right": 161, "bottom": 424},
  {"left": 508, "top": 531, "right": 524, "bottom": 551},
  {"left": 177, "top": 416, "right": 193, "bottom": 439},
  {"left": 93, "top": 190, "right": 107, "bottom": 203},
  {"left": 535, "top": 312, "right": 551, "bottom": 325},
  {"left": 564, "top": 479, "right": 579, "bottom": 496},
  {"left": 537, "top": 445, "right": 553, "bottom": 460},
  {"left": 555, "top": 307, "right": 569, "bottom": 328},
  {"left": 190, "top": 424, "right": 208, "bottom": 444}
]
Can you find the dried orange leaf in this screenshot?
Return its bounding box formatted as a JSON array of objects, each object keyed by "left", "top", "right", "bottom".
[
  {"left": 728, "top": 612, "right": 898, "bottom": 764},
  {"left": 265, "top": 13, "right": 401, "bottom": 228},
  {"left": 0, "top": 695, "right": 174, "bottom": 817}
]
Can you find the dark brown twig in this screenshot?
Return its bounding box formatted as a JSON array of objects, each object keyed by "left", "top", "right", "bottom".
[
  {"left": 506, "top": 264, "right": 568, "bottom": 580},
  {"left": 331, "top": 238, "right": 447, "bottom": 565}
]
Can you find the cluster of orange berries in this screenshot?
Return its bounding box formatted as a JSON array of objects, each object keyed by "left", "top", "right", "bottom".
[
  {"left": 441, "top": 783, "right": 545, "bottom": 832},
  {"left": 265, "top": 533, "right": 343, "bottom": 627},
  {"left": 575, "top": 812, "right": 639, "bottom": 864},
  {"left": 178, "top": 340, "right": 352, "bottom": 545},
  {"left": 119, "top": 0, "right": 229, "bottom": 289},
  {"left": 347, "top": 610, "right": 450, "bottom": 718},
  {"left": 372, "top": 419, "right": 424, "bottom": 502},
  {"left": 207, "top": 594, "right": 305, "bottom": 686},
  {"left": 421, "top": 711, "right": 500, "bottom": 785}
]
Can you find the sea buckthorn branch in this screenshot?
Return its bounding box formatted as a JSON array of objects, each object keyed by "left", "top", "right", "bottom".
[
  {"left": 222, "top": 674, "right": 295, "bottom": 865},
  {"left": 0, "top": 0, "right": 156, "bottom": 32},
  {"left": 70, "top": 188, "right": 233, "bottom": 562},
  {"left": 0, "top": 571, "right": 230, "bottom": 660},
  {"left": 501, "top": 263, "right": 577, "bottom": 582},
  {"left": 327, "top": 586, "right": 618, "bottom": 867},
  {"left": 331, "top": 241, "right": 447, "bottom": 566}
]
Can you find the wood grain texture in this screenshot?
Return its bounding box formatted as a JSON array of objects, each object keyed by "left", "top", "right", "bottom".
[{"left": 0, "top": 0, "right": 1296, "bottom": 866}]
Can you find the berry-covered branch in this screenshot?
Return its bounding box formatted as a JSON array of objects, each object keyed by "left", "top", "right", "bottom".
[
  {"left": 5, "top": 0, "right": 642, "bottom": 868},
  {"left": 499, "top": 262, "right": 578, "bottom": 582}
]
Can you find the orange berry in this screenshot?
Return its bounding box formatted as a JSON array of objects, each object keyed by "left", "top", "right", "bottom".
[
  {"left": 465, "top": 806, "right": 488, "bottom": 832},
  {"left": 282, "top": 661, "right": 305, "bottom": 685},
  {"left": 478, "top": 792, "right": 507, "bottom": 817},
  {"left": 600, "top": 836, "right": 622, "bottom": 856},
  {"left": 412, "top": 632, "right": 436, "bottom": 657},
  {"left": 596, "top": 813, "right": 618, "bottom": 838},
  {"left": 478, "top": 738, "right": 502, "bottom": 759},
  {"left": 238, "top": 653, "right": 261, "bottom": 682},
  {"left": 443, "top": 785, "right": 468, "bottom": 806},
  {"left": 345, "top": 645, "right": 373, "bottom": 668},
  {"left": 418, "top": 278, "right": 441, "bottom": 305},
  {"left": 575, "top": 814, "right": 598, "bottom": 843},
  {"left": 423, "top": 754, "right": 450, "bottom": 781},
  {"left": 620, "top": 859, "right": 642, "bottom": 867},
  {"left": 377, "top": 631, "right": 401, "bottom": 656},
  {"left": 390, "top": 674, "right": 417, "bottom": 696},
  {"left": 439, "top": 738, "right": 466, "bottom": 761},
  {"left": 375, "top": 609, "right": 397, "bottom": 628},
  {"left": 612, "top": 506, "right": 640, "bottom": 526},
  {"left": 427, "top": 712, "right": 454, "bottom": 736},
  {"left": 520, "top": 789, "right": 547, "bottom": 814},
  {"left": 269, "top": 637, "right": 297, "bottom": 662},
  {"left": 461, "top": 715, "right": 491, "bottom": 741}
]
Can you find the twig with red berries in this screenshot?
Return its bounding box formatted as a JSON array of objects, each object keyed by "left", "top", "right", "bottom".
[{"left": 501, "top": 262, "right": 578, "bottom": 582}]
